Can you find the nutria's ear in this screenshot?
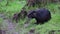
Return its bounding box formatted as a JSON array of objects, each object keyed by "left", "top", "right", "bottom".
[
  {"left": 33, "top": 11, "right": 36, "bottom": 17},
  {"left": 33, "top": 12, "right": 36, "bottom": 15}
]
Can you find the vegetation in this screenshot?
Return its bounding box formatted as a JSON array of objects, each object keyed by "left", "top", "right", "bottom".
[{"left": 0, "top": 0, "right": 60, "bottom": 34}]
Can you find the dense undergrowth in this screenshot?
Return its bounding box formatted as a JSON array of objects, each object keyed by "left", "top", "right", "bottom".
[{"left": 0, "top": 0, "right": 60, "bottom": 34}]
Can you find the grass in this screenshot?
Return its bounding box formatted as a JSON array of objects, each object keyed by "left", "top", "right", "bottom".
[
  {"left": 0, "top": 1, "right": 26, "bottom": 18},
  {"left": 0, "top": 1, "right": 60, "bottom": 34},
  {"left": 0, "top": 18, "right": 3, "bottom": 30}
]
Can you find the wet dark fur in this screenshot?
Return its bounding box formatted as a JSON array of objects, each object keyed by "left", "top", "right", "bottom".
[{"left": 27, "top": 8, "right": 51, "bottom": 24}]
